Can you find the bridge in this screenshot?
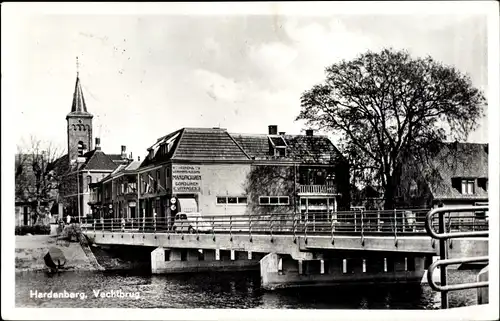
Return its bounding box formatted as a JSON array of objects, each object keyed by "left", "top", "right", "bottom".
[{"left": 83, "top": 208, "right": 488, "bottom": 290}]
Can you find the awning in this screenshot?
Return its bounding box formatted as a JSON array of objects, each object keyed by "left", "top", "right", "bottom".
[{"left": 178, "top": 198, "right": 198, "bottom": 213}]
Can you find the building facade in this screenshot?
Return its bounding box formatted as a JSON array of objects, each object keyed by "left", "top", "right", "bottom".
[
  {"left": 90, "top": 125, "right": 350, "bottom": 229},
  {"left": 394, "top": 142, "right": 489, "bottom": 223}
]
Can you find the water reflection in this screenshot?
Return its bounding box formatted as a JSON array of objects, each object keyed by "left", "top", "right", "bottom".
[{"left": 15, "top": 269, "right": 478, "bottom": 309}]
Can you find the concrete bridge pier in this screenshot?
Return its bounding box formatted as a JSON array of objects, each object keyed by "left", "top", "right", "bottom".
[
  {"left": 151, "top": 247, "right": 261, "bottom": 274},
  {"left": 260, "top": 253, "right": 429, "bottom": 290}
]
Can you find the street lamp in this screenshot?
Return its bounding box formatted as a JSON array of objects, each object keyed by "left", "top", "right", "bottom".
[{"left": 74, "top": 157, "right": 85, "bottom": 224}]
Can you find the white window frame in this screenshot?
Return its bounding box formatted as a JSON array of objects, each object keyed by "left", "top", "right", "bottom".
[
  {"left": 259, "top": 196, "right": 290, "bottom": 206},
  {"left": 461, "top": 179, "right": 475, "bottom": 195},
  {"left": 216, "top": 196, "right": 248, "bottom": 205}
]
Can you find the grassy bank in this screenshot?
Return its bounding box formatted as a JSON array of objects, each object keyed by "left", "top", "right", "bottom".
[{"left": 15, "top": 235, "right": 98, "bottom": 272}]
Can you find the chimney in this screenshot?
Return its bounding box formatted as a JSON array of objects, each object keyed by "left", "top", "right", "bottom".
[
  {"left": 306, "top": 129, "right": 314, "bottom": 137},
  {"left": 121, "top": 145, "right": 127, "bottom": 158},
  {"left": 279, "top": 131, "right": 286, "bottom": 136},
  {"left": 268, "top": 125, "right": 278, "bottom": 135},
  {"left": 95, "top": 137, "right": 101, "bottom": 150}
]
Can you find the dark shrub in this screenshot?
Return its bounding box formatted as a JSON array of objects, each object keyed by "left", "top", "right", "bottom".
[{"left": 14, "top": 225, "right": 51, "bottom": 235}]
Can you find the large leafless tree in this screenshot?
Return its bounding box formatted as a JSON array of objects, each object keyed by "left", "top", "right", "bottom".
[
  {"left": 297, "top": 48, "right": 486, "bottom": 209},
  {"left": 15, "top": 136, "right": 63, "bottom": 223}
]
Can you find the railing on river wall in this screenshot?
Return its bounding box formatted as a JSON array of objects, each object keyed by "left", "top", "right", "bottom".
[
  {"left": 424, "top": 206, "right": 489, "bottom": 309},
  {"left": 80, "top": 208, "right": 488, "bottom": 240}
]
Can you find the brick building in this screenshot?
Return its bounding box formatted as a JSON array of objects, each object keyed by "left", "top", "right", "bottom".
[{"left": 54, "top": 73, "right": 133, "bottom": 222}]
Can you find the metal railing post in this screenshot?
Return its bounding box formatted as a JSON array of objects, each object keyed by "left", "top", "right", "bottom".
[
  {"left": 93, "top": 219, "right": 96, "bottom": 233},
  {"left": 153, "top": 215, "right": 156, "bottom": 233},
  {"left": 438, "top": 210, "right": 449, "bottom": 309},
  {"left": 211, "top": 216, "right": 215, "bottom": 241},
  {"left": 270, "top": 214, "right": 274, "bottom": 242},
  {"left": 330, "top": 212, "right": 335, "bottom": 245},
  {"left": 111, "top": 218, "right": 114, "bottom": 232},
  {"left": 304, "top": 217, "right": 308, "bottom": 244},
  {"left": 229, "top": 215, "right": 233, "bottom": 241},
  {"left": 360, "top": 209, "right": 365, "bottom": 245},
  {"left": 195, "top": 216, "right": 199, "bottom": 240},
  {"left": 249, "top": 213, "right": 253, "bottom": 242},
  {"left": 293, "top": 212, "right": 297, "bottom": 243},
  {"left": 425, "top": 206, "right": 489, "bottom": 309},
  {"left": 377, "top": 210, "right": 380, "bottom": 232}
]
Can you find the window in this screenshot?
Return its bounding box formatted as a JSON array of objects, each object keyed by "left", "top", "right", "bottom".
[
  {"left": 478, "top": 178, "right": 488, "bottom": 191},
  {"left": 78, "top": 141, "right": 85, "bottom": 156},
  {"left": 276, "top": 147, "right": 286, "bottom": 157},
  {"left": 87, "top": 176, "right": 92, "bottom": 192},
  {"left": 165, "top": 167, "right": 171, "bottom": 178},
  {"left": 216, "top": 196, "right": 247, "bottom": 205},
  {"left": 461, "top": 179, "right": 475, "bottom": 195},
  {"left": 259, "top": 196, "right": 290, "bottom": 205}
]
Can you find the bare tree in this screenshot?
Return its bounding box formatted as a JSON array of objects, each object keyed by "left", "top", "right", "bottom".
[
  {"left": 297, "top": 48, "right": 486, "bottom": 209},
  {"left": 15, "top": 136, "right": 64, "bottom": 224}
]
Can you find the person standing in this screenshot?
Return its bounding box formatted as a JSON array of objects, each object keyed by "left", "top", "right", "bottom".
[{"left": 66, "top": 214, "right": 72, "bottom": 225}]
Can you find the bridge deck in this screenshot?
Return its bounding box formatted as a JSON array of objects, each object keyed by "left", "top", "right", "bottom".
[{"left": 84, "top": 230, "right": 488, "bottom": 259}]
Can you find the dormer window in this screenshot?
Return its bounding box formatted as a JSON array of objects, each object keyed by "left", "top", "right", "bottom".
[
  {"left": 268, "top": 135, "right": 288, "bottom": 157},
  {"left": 461, "top": 179, "right": 475, "bottom": 195},
  {"left": 478, "top": 177, "right": 488, "bottom": 191},
  {"left": 276, "top": 147, "right": 286, "bottom": 157}
]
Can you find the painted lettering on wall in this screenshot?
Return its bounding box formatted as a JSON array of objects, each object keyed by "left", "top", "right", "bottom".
[{"left": 172, "top": 165, "right": 201, "bottom": 193}]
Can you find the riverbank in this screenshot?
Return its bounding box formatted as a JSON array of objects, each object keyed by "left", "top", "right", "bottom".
[{"left": 15, "top": 234, "right": 101, "bottom": 272}]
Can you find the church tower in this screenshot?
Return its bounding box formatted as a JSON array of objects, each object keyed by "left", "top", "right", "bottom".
[{"left": 66, "top": 57, "right": 93, "bottom": 165}]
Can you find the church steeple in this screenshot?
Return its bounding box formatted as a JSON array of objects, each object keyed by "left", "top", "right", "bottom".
[
  {"left": 67, "top": 57, "right": 93, "bottom": 165},
  {"left": 71, "top": 76, "right": 88, "bottom": 113},
  {"left": 69, "top": 57, "right": 89, "bottom": 115}
]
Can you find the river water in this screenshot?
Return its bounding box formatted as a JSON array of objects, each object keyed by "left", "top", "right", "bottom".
[{"left": 15, "top": 269, "right": 480, "bottom": 309}]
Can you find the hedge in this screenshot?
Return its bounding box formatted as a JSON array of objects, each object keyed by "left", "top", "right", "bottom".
[{"left": 15, "top": 225, "right": 51, "bottom": 235}]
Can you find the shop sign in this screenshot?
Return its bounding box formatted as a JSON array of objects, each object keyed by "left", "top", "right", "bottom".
[{"left": 172, "top": 165, "right": 201, "bottom": 193}]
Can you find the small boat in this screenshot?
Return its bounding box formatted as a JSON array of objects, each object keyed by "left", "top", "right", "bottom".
[{"left": 44, "top": 247, "right": 67, "bottom": 272}]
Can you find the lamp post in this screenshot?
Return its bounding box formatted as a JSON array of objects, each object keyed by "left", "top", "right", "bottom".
[{"left": 75, "top": 157, "right": 85, "bottom": 224}]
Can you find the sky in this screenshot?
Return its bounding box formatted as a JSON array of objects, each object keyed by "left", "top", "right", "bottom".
[{"left": 7, "top": 7, "right": 490, "bottom": 160}]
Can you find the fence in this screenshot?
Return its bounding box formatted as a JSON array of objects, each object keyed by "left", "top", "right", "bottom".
[
  {"left": 424, "top": 205, "right": 489, "bottom": 309},
  {"left": 81, "top": 208, "right": 488, "bottom": 239}
]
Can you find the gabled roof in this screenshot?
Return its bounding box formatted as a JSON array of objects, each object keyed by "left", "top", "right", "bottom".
[
  {"left": 139, "top": 128, "right": 250, "bottom": 168},
  {"left": 419, "top": 142, "right": 488, "bottom": 200},
  {"left": 172, "top": 128, "right": 250, "bottom": 161},
  {"left": 138, "top": 127, "right": 346, "bottom": 168},
  {"left": 124, "top": 160, "right": 141, "bottom": 172},
  {"left": 231, "top": 133, "right": 344, "bottom": 164},
  {"left": 108, "top": 154, "right": 130, "bottom": 165},
  {"left": 79, "top": 149, "right": 118, "bottom": 171}
]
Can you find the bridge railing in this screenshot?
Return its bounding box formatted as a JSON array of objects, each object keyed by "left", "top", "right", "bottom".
[
  {"left": 425, "top": 205, "right": 489, "bottom": 309},
  {"left": 82, "top": 207, "right": 488, "bottom": 238}
]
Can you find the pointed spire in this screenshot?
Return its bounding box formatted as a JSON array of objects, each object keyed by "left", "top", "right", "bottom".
[{"left": 71, "top": 57, "right": 88, "bottom": 113}]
